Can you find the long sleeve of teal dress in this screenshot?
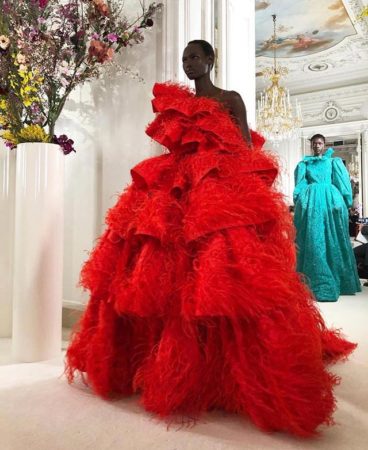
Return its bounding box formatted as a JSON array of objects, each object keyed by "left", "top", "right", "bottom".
[
  {"left": 293, "top": 150, "right": 360, "bottom": 301},
  {"left": 331, "top": 158, "right": 352, "bottom": 209},
  {"left": 293, "top": 161, "right": 307, "bottom": 205}
]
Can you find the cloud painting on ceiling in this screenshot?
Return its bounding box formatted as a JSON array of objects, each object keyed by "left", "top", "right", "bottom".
[{"left": 256, "top": 0, "right": 356, "bottom": 58}]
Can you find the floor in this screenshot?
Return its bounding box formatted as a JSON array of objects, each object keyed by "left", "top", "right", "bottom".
[{"left": 0, "top": 291, "right": 367, "bottom": 450}]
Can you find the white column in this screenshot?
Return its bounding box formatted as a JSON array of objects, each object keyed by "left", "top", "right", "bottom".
[
  {"left": 160, "top": 0, "right": 182, "bottom": 81},
  {"left": 12, "top": 143, "right": 64, "bottom": 362},
  {"left": 267, "top": 136, "right": 302, "bottom": 204},
  {"left": 185, "top": 0, "right": 202, "bottom": 41},
  {"left": 0, "top": 143, "right": 15, "bottom": 337},
  {"left": 301, "top": 136, "right": 310, "bottom": 157},
  {"left": 356, "top": 132, "right": 363, "bottom": 211},
  {"left": 215, "top": 0, "right": 227, "bottom": 88},
  {"left": 173, "top": 0, "right": 215, "bottom": 84},
  {"left": 362, "top": 129, "right": 368, "bottom": 216},
  {"left": 202, "top": 0, "right": 214, "bottom": 44},
  {"left": 223, "top": 0, "right": 256, "bottom": 127}
]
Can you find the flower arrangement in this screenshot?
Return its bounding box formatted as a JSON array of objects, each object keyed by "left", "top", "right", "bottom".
[{"left": 0, "top": 0, "right": 162, "bottom": 154}]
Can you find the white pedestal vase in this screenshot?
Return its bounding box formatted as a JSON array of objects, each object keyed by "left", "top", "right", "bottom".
[
  {"left": 12, "top": 142, "right": 64, "bottom": 362},
  {"left": 0, "top": 142, "right": 16, "bottom": 337}
]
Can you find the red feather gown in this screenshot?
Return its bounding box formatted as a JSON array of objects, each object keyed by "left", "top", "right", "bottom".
[{"left": 66, "top": 83, "right": 356, "bottom": 437}]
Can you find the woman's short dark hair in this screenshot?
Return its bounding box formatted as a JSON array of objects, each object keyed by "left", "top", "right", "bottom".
[
  {"left": 310, "top": 134, "right": 326, "bottom": 143},
  {"left": 188, "top": 40, "right": 215, "bottom": 67}
]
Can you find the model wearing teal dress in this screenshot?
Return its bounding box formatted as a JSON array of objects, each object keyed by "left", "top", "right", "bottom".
[{"left": 293, "top": 148, "right": 361, "bottom": 301}]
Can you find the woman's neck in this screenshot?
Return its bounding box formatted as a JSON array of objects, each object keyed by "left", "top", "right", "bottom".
[{"left": 194, "top": 76, "right": 217, "bottom": 97}]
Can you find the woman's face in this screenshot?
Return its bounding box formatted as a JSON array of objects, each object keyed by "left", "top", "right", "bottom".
[
  {"left": 182, "top": 44, "right": 212, "bottom": 80},
  {"left": 312, "top": 138, "right": 325, "bottom": 156}
]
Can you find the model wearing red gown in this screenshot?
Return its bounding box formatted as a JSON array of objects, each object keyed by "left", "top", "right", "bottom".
[{"left": 66, "top": 82, "right": 356, "bottom": 437}]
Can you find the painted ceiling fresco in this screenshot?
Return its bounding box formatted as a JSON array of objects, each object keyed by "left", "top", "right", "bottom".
[{"left": 256, "top": 0, "right": 356, "bottom": 58}]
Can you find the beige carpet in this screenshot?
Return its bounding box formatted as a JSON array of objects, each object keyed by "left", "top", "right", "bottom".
[{"left": 1, "top": 291, "right": 368, "bottom": 450}]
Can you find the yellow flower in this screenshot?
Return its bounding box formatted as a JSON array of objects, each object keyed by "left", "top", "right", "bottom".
[
  {"left": 33, "top": 71, "right": 44, "bottom": 84},
  {"left": 0, "top": 102, "right": 10, "bottom": 127},
  {"left": 9, "top": 78, "right": 17, "bottom": 90},
  {"left": 12, "top": 68, "right": 43, "bottom": 108},
  {"left": 17, "top": 125, "right": 50, "bottom": 143},
  {"left": 0, "top": 35, "right": 10, "bottom": 50},
  {"left": 1, "top": 125, "right": 50, "bottom": 145},
  {"left": 0, "top": 130, "right": 18, "bottom": 144},
  {"left": 18, "top": 70, "right": 28, "bottom": 80}
]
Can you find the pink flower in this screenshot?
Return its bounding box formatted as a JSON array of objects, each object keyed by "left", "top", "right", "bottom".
[
  {"left": 92, "top": 0, "right": 109, "bottom": 16},
  {"left": 31, "top": 0, "right": 49, "bottom": 8},
  {"left": 106, "top": 47, "right": 114, "bottom": 61},
  {"left": 107, "top": 33, "right": 118, "bottom": 43},
  {"left": 88, "top": 40, "right": 114, "bottom": 63}
]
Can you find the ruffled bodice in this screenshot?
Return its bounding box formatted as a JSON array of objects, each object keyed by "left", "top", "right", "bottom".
[
  {"left": 144, "top": 82, "right": 277, "bottom": 179},
  {"left": 109, "top": 83, "right": 282, "bottom": 245},
  {"left": 302, "top": 148, "right": 334, "bottom": 184},
  {"left": 147, "top": 83, "right": 252, "bottom": 155}
]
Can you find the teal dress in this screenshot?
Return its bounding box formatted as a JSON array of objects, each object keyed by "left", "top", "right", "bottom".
[{"left": 293, "top": 148, "right": 361, "bottom": 301}]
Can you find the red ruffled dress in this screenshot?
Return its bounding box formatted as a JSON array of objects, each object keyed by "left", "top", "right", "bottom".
[{"left": 66, "top": 83, "right": 356, "bottom": 437}]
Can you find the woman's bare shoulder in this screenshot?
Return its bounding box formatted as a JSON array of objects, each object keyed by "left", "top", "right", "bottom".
[{"left": 220, "top": 89, "right": 243, "bottom": 101}]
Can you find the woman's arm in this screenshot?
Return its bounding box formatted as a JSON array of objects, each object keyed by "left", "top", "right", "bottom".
[{"left": 227, "top": 91, "right": 252, "bottom": 145}]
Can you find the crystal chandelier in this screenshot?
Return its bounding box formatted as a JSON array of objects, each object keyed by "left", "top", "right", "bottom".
[{"left": 257, "top": 15, "right": 302, "bottom": 143}]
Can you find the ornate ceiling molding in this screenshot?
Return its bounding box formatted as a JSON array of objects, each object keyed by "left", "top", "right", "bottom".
[
  {"left": 256, "top": 34, "right": 368, "bottom": 75},
  {"left": 302, "top": 100, "right": 362, "bottom": 124},
  {"left": 343, "top": 0, "right": 368, "bottom": 38},
  {"left": 301, "top": 119, "right": 368, "bottom": 137},
  {"left": 294, "top": 83, "right": 368, "bottom": 102}
]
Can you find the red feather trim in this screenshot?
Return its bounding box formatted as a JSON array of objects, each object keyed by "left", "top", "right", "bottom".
[{"left": 66, "top": 82, "right": 356, "bottom": 438}]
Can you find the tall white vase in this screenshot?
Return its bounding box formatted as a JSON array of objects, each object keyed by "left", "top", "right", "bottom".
[
  {"left": 0, "top": 142, "right": 16, "bottom": 337},
  {"left": 12, "top": 143, "right": 64, "bottom": 362}
]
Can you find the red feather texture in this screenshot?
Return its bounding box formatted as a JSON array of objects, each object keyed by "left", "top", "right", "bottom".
[{"left": 66, "top": 82, "right": 356, "bottom": 437}]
